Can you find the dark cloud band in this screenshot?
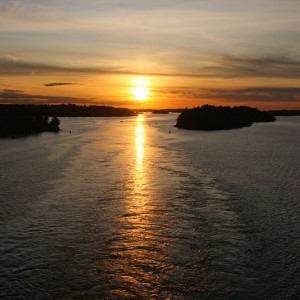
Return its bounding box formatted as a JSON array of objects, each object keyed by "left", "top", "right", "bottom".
[
  {"left": 1, "top": 54, "right": 300, "bottom": 79},
  {"left": 44, "top": 83, "right": 79, "bottom": 87},
  {"left": 0, "top": 89, "right": 132, "bottom": 106},
  {"left": 157, "top": 87, "right": 300, "bottom": 103}
]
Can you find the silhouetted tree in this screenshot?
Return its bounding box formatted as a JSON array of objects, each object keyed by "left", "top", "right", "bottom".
[{"left": 49, "top": 116, "right": 60, "bottom": 131}]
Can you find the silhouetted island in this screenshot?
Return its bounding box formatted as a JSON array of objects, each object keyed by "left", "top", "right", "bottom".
[
  {"left": 0, "top": 104, "right": 135, "bottom": 138},
  {"left": 175, "top": 105, "right": 275, "bottom": 130}
]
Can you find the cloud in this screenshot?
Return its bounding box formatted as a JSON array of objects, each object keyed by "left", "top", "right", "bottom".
[
  {"left": 158, "top": 87, "right": 300, "bottom": 103},
  {"left": 2, "top": 89, "right": 23, "bottom": 93},
  {"left": 44, "top": 82, "right": 79, "bottom": 87},
  {"left": 4, "top": 54, "right": 18, "bottom": 61},
  {"left": 0, "top": 0, "right": 85, "bottom": 31},
  {"left": 212, "top": 55, "right": 300, "bottom": 78},
  {"left": 0, "top": 56, "right": 198, "bottom": 77},
  {"left": 1, "top": 53, "right": 300, "bottom": 79},
  {"left": 0, "top": 89, "right": 132, "bottom": 106},
  {"left": 0, "top": 89, "right": 93, "bottom": 105},
  {"left": 0, "top": 57, "right": 135, "bottom": 76},
  {"left": 203, "top": 87, "right": 300, "bottom": 103}
]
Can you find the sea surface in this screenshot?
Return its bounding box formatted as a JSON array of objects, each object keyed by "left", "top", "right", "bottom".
[{"left": 0, "top": 113, "right": 299, "bottom": 299}]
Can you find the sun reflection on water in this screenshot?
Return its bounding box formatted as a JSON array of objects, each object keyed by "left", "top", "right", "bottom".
[
  {"left": 135, "top": 118, "right": 145, "bottom": 171},
  {"left": 106, "top": 114, "right": 171, "bottom": 298},
  {"left": 132, "top": 114, "right": 148, "bottom": 202}
]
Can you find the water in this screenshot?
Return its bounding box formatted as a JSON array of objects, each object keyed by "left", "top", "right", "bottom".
[{"left": 0, "top": 114, "right": 299, "bottom": 299}]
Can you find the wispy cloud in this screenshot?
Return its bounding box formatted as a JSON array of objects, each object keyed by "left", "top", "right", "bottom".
[
  {"left": 44, "top": 82, "right": 79, "bottom": 87},
  {"left": 211, "top": 55, "right": 300, "bottom": 78},
  {"left": 0, "top": 57, "right": 139, "bottom": 76},
  {"left": 0, "top": 89, "right": 90, "bottom": 104},
  {"left": 1, "top": 54, "right": 300, "bottom": 79},
  {"left": 2, "top": 89, "right": 23, "bottom": 93},
  {"left": 0, "top": 0, "right": 85, "bottom": 31},
  {"left": 0, "top": 89, "right": 132, "bottom": 106},
  {"left": 158, "top": 87, "right": 300, "bottom": 103},
  {"left": 203, "top": 87, "right": 300, "bottom": 103}
]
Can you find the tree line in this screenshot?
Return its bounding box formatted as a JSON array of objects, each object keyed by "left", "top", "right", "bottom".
[{"left": 175, "top": 105, "right": 276, "bottom": 130}]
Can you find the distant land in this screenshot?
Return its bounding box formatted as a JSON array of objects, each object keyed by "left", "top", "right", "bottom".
[
  {"left": 268, "top": 110, "right": 300, "bottom": 116},
  {"left": 0, "top": 104, "right": 135, "bottom": 118},
  {"left": 135, "top": 109, "right": 184, "bottom": 113},
  {"left": 136, "top": 108, "right": 300, "bottom": 116},
  {"left": 0, "top": 104, "right": 134, "bottom": 138},
  {"left": 152, "top": 110, "right": 169, "bottom": 114},
  {"left": 1, "top": 104, "right": 299, "bottom": 138},
  {"left": 175, "top": 105, "right": 276, "bottom": 130}
]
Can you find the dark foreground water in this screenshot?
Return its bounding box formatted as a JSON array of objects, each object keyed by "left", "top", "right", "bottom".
[{"left": 0, "top": 114, "right": 299, "bottom": 299}]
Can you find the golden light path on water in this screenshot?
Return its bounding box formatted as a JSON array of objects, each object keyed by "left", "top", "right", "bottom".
[
  {"left": 135, "top": 115, "right": 145, "bottom": 176},
  {"left": 109, "top": 115, "right": 141, "bottom": 295},
  {"left": 110, "top": 114, "right": 222, "bottom": 298},
  {"left": 126, "top": 113, "right": 151, "bottom": 242},
  {"left": 108, "top": 114, "right": 171, "bottom": 298}
]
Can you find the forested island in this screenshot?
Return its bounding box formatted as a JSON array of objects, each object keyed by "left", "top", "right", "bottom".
[
  {"left": 0, "top": 104, "right": 135, "bottom": 138},
  {"left": 175, "top": 105, "right": 276, "bottom": 130}
]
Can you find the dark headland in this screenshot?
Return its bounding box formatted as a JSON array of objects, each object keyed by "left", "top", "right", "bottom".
[
  {"left": 175, "top": 105, "right": 276, "bottom": 130},
  {"left": 0, "top": 112, "right": 60, "bottom": 138},
  {"left": 0, "top": 104, "right": 135, "bottom": 138}
]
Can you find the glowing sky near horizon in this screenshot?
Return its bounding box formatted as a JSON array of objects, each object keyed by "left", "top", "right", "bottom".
[{"left": 0, "top": 0, "right": 300, "bottom": 109}]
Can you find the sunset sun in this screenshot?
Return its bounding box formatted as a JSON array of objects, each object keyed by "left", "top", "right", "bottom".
[
  {"left": 131, "top": 87, "right": 149, "bottom": 101},
  {"left": 130, "top": 79, "right": 149, "bottom": 101}
]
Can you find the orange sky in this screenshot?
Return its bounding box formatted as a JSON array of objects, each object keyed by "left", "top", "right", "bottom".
[{"left": 1, "top": 0, "right": 300, "bottom": 109}]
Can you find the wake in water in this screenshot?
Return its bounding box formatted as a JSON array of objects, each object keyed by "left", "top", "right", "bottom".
[{"left": 0, "top": 115, "right": 299, "bottom": 299}]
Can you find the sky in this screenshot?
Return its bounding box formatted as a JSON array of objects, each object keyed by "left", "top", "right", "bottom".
[{"left": 0, "top": 0, "right": 300, "bottom": 109}]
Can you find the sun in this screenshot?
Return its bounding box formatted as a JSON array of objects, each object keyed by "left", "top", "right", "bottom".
[
  {"left": 131, "top": 87, "right": 149, "bottom": 101},
  {"left": 130, "top": 78, "right": 149, "bottom": 101}
]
